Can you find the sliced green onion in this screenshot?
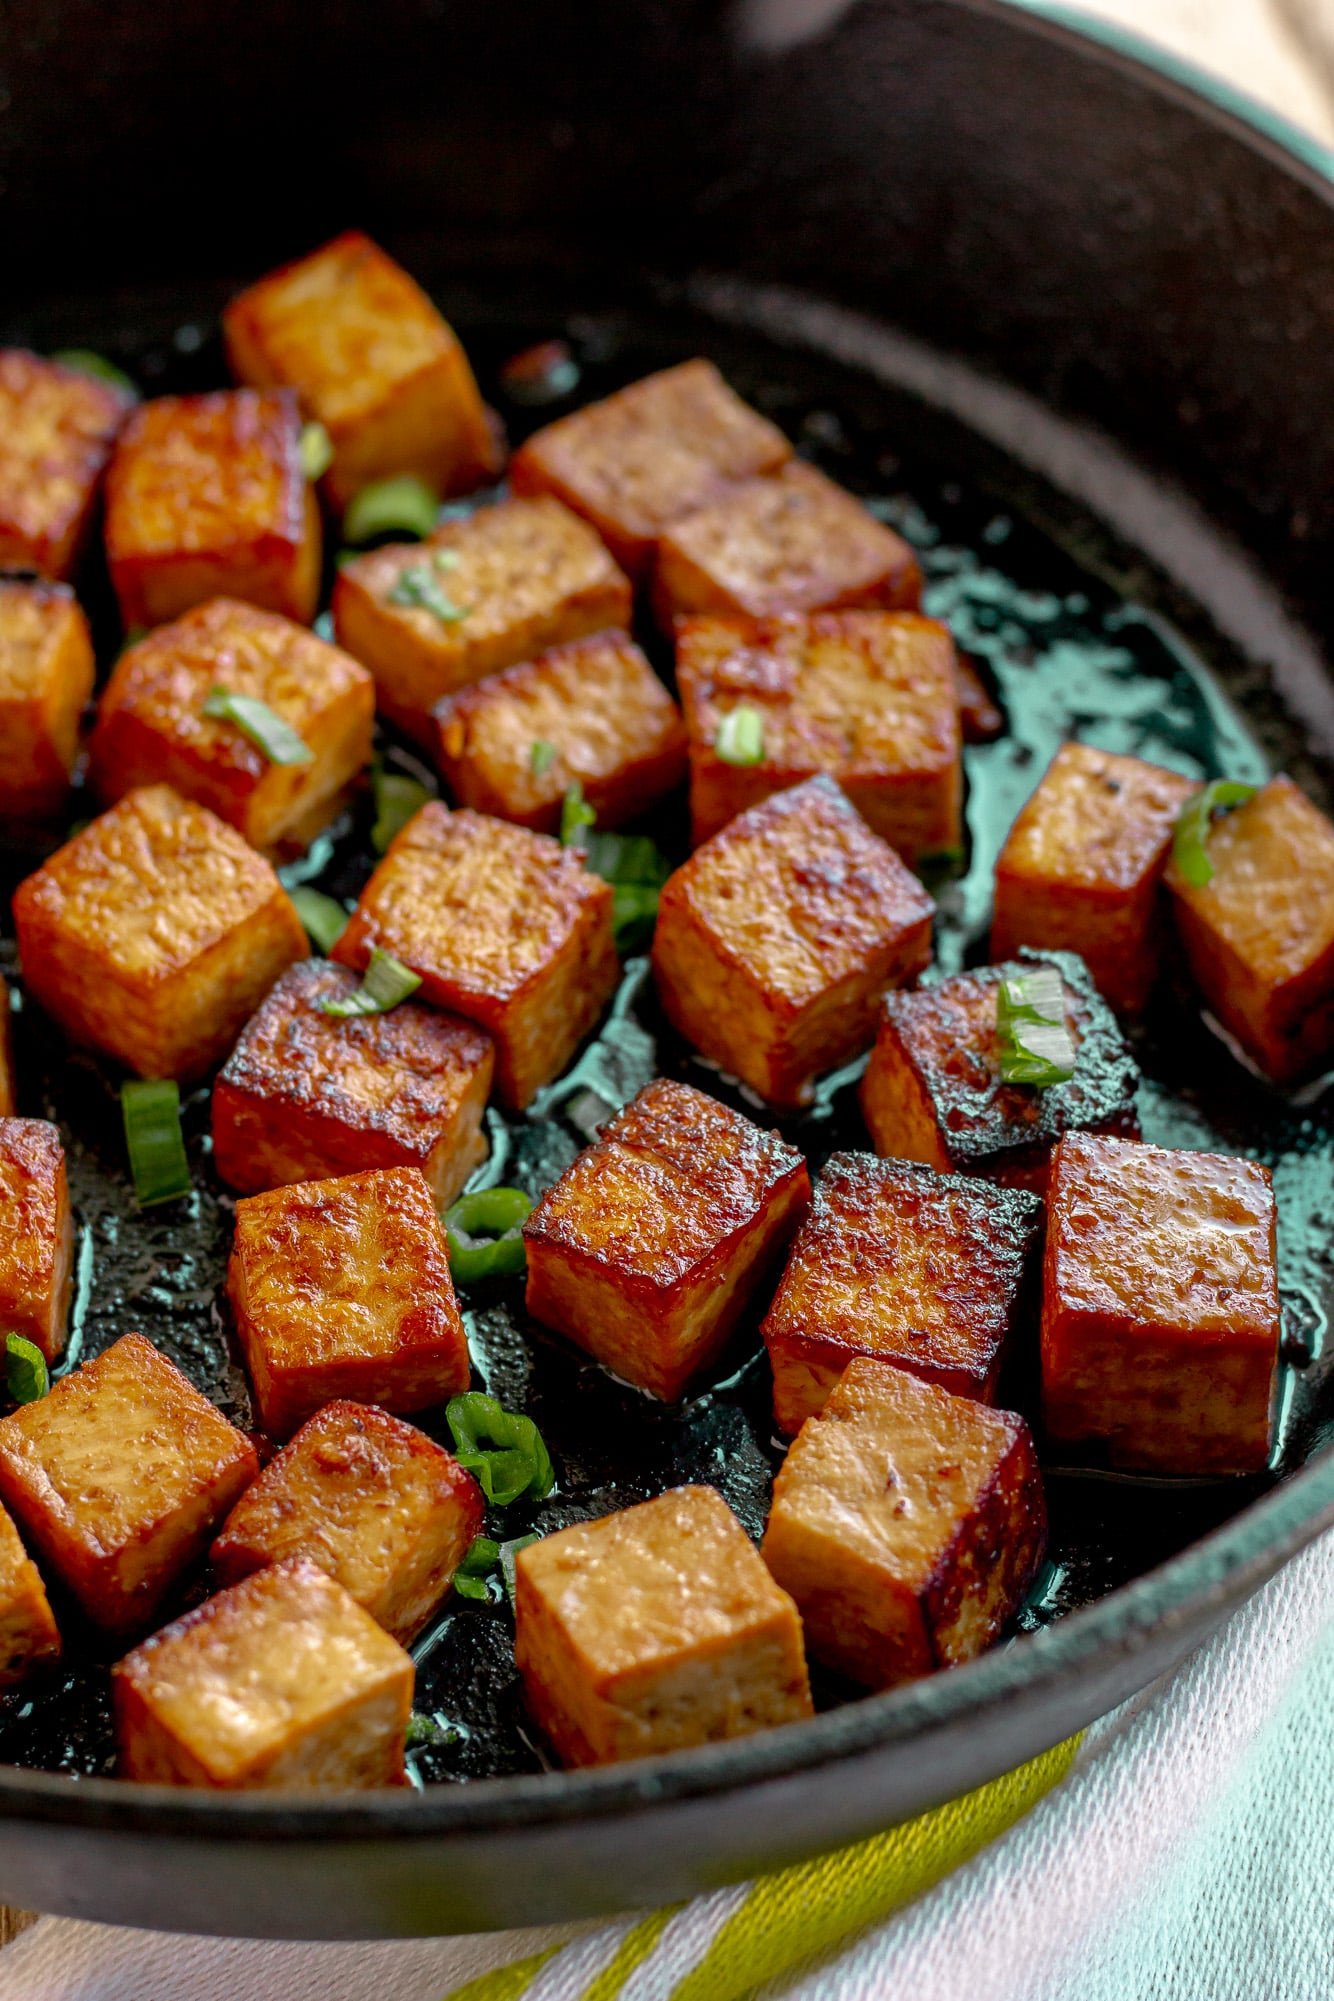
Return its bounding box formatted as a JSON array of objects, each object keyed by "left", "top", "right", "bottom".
[
  {"left": 299, "top": 420, "right": 334, "bottom": 481},
  {"left": 996, "top": 966, "right": 1077, "bottom": 1087},
  {"left": 202, "top": 687, "right": 314, "bottom": 766},
  {"left": 316, "top": 948, "right": 421, "bottom": 1019},
  {"left": 51, "top": 348, "right": 137, "bottom": 398},
  {"left": 121, "top": 1078, "right": 192, "bottom": 1207},
  {"left": 560, "top": 781, "right": 596, "bottom": 848},
  {"left": 714, "top": 704, "right": 766, "bottom": 767},
  {"left": 445, "top": 1187, "right": 532, "bottom": 1286},
  {"left": 499, "top": 1533, "right": 540, "bottom": 1606},
  {"left": 372, "top": 762, "right": 434, "bottom": 853},
  {"left": 583, "top": 830, "right": 670, "bottom": 953},
  {"left": 446, "top": 1391, "right": 554, "bottom": 1506},
  {"left": 1171, "top": 780, "right": 1258, "bottom": 890},
  {"left": 290, "top": 886, "right": 349, "bottom": 955},
  {"left": 388, "top": 550, "right": 470, "bottom": 624},
  {"left": 453, "top": 1534, "right": 502, "bottom": 1602},
  {"left": 343, "top": 475, "right": 440, "bottom": 545},
  {"left": 530, "top": 739, "right": 558, "bottom": 777},
  {"left": 5, "top": 1334, "right": 48, "bottom": 1405},
  {"left": 405, "top": 1711, "right": 462, "bottom": 1748}
]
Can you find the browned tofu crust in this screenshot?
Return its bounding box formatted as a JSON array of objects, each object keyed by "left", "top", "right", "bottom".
[
  {"left": 211, "top": 1401, "right": 483, "bottom": 1643},
  {"left": 0, "top": 1499, "right": 60, "bottom": 1688},
  {"left": 0, "top": 1118, "right": 74, "bottom": 1365},
  {"left": 212, "top": 959, "right": 493, "bottom": 1204},
  {"left": 514, "top": 1485, "right": 812, "bottom": 1767},
  {"left": 0, "top": 580, "right": 96, "bottom": 819},
  {"left": 1042, "top": 1133, "right": 1280, "bottom": 1474},
  {"left": 761, "top": 1153, "right": 1041, "bottom": 1435},
  {"left": 0, "top": 1332, "right": 258, "bottom": 1634},
  {"left": 333, "top": 801, "right": 618, "bottom": 1109},
  {"left": 433, "top": 629, "right": 687, "bottom": 835},
  {"left": 510, "top": 359, "right": 792, "bottom": 578},
  {"left": 1166, "top": 775, "right": 1334, "bottom": 1083},
  {"left": 991, "top": 742, "right": 1198, "bottom": 1013},
  {"left": 860, "top": 948, "right": 1139, "bottom": 1196},
  {"left": 524, "top": 1078, "right": 811, "bottom": 1400},
  {"left": 114, "top": 1556, "right": 414, "bottom": 1789},
  {"left": 0, "top": 349, "right": 132, "bottom": 580},
  {"left": 228, "top": 1165, "right": 471, "bottom": 1439},
  {"left": 652, "top": 775, "right": 935, "bottom": 1109},
  {"left": 13, "top": 784, "right": 307, "bottom": 1081}
]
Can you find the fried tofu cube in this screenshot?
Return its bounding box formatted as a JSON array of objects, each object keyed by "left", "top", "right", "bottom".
[
  {"left": 761, "top": 1153, "right": 1040, "bottom": 1436},
  {"left": 524, "top": 1079, "right": 811, "bottom": 1400},
  {"left": 0, "top": 349, "right": 132, "bottom": 580},
  {"left": 510, "top": 358, "right": 792, "bottom": 581},
  {"left": 104, "top": 389, "right": 320, "bottom": 629},
  {"left": 0, "top": 1500, "right": 60, "bottom": 1688},
  {"left": 13, "top": 785, "right": 306, "bottom": 1082},
  {"left": 0, "top": 978, "right": 13, "bottom": 1117},
  {"left": 88, "top": 598, "right": 374, "bottom": 853},
  {"left": 1166, "top": 775, "right": 1334, "bottom": 1083},
  {"left": 1042, "top": 1133, "right": 1280, "bottom": 1474},
  {"left": 332, "top": 495, "right": 631, "bottom": 743},
  {"left": 114, "top": 1556, "right": 413, "bottom": 1789},
  {"left": 763, "top": 1359, "right": 1046, "bottom": 1688},
  {"left": 676, "top": 609, "right": 960, "bottom": 854},
  {"left": 514, "top": 1485, "right": 811, "bottom": 1767},
  {"left": 0, "top": 580, "right": 96, "bottom": 819},
  {"left": 333, "top": 802, "right": 617, "bottom": 1110},
  {"left": 992, "top": 742, "right": 1198, "bottom": 1014},
  {"left": 0, "top": 1118, "right": 73, "bottom": 1366},
  {"left": 0, "top": 1332, "right": 258, "bottom": 1634},
  {"left": 211, "top": 1401, "right": 482, "bottom": 1644},
  {"left": 223, "top": 230, "right": 501, "bottom": 513},
  {"left": 860, "top": 948, "right": 1139, "bottom": 1197},
  {"left": 211, "top": 959, "right": 493, "bottom": 1204},
  {"left": 228, "top": 1166, "right": 470, "bottom": 1440},
  {"left": 652, "top": 775, "right": 935, "bottom": 1109}
]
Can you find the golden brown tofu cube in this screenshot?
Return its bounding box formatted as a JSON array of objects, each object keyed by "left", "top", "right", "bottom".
[
  {"left": 514, "top": 1485, "right": 811, "bottom": 1767},
  {"left": 860, "top": 949, "right": 1139, "bottom": 1197},
  {"left": 333, "top": 802, "right": 617, "bottom": 1110},
  {"left": 0, "top": 580, "right": 96, "bottom": 820},
  {"left": 763, "top": 1359, "right": 1046, "bottom": 1689},
  {"left": 89, "top": 598, "right": 374, "bottom": 854},
  {"left": 211, "top": 958, "right": 494, "bottom": 1204},
  {"left": 332, "top": 495, "right": 631, "bottom": 744},
  {"left": 992, "top": 742, "right": 1198, "bottom": 1014},
  {"left": 1166, "top": 775, "right": 1334, "bottom": 1083},
  {"left": 761, "top": 1153, "right": 1041, "bottom": 1436},
  {"left": 104, "top": 389, "right": 321, "bottom": 629},
  {"left": 0, "top": 1118, "right": 73, "bottom": 1366},
  {"left": 676, "top": 609, "right": 960, "bottom": 854},
  {"left": 114, "top": 1556, "right": 413, "bottom": 1789},
  {"left": 0, "top": 349, "right": 131, "bottom": 580},
  {"left": 0, "top": 978, "right": 14, "bottom": 1117},
  {"left": 223, "top": 230, "right": 501, "bottom": 512},
  {"left": 653, "top": 462, "right": 923, "bottom": 628},
  {"left": 524, "top": 1079, "right": 811, "bottom": 1401},
  {"left": 1042, "top": 1133, "right": 1279, "bottom": 1474},
  {"left": 0, "top": 1331, "right": 258, "bottom": 1634},
  {"left": 433, "top": 629, "right": 687, "bottom": 835},
  {"left": 0, "top": 1499, "right": 60, "bottom": 1688},
  {"left": 211, "top": 1401, "right": 483, "bottom": 1644},
  {"left": 510, "top": 359, "right": 792, "bottom": 580},
  {"left": 652, "top": 775, "right": 935, "bottom": 1110},
  {"left": 13, "top": 784, "right": 307, "bottom": 1082},
  {"left": 228, "top": 1165, "right": 471, "bottom": 1440}
]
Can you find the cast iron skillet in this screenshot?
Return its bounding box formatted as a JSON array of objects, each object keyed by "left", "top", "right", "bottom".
[{"left": 1, "top": 0, "right": 1334, "bottom": 1938}]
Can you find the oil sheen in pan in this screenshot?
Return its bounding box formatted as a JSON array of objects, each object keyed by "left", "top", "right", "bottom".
[{"left": 0, "top": 301, "right": 1330, "bottom": 1788}]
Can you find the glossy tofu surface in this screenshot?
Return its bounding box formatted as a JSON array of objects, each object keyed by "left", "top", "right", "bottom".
[
  {"left": 0, "top": 349, "right": 131, "bottom": 579},
  {"left": 0, "top": 1118, "right": 74, "bottom": 1364},
  {"left": 0, "top": 1500, "right": 60, "bottom": 1689},
  {"left": 0, "top": 580, "right": 96, "bottom": 819}
]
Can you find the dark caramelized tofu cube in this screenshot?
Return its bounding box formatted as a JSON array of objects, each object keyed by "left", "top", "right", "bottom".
[
  {"left": 762, "top": 1358, "right": 1046, "bottom": 1688},
  {"left": 211, "top": 1401, "right": 483, "bottom": 1644},
  {"left": 0, "top": 1332, "right": 258, "bottom": 1635},
  {"left": 0, "top": 1118, "right": 74, "bottom": 1365},
  {"left": 510, "top": 358, "right": 792, "bottom": 581},
  {"left": 860, "top": 949, "right": 1139, "bottom": 1197},
  {"left": 1042, "top": 1133, "right": 1280, "bottom": 1474},
  {"left": 653, "top": 462, "right": 922, "bottom": 627},
  {"left": 228, "top": 1165, "right": 471, "bottom": 1439},
  {"left": 0, "top": 349, "right": 131, "bottom": 579},
  {"left": 652, "top": 775, "right": 935, "bottom": 1109},
  {"left": 1166, "top": 775, "right": 1334, "bottom": 1083},
  {"left": 0, "top": 580, "right": 96, "bottom": 819},
  {"left": 223, "top": 230, "right": 501, "bottom": 512},
  {"left": 433, "top": 629, "right": 687, "bottom": 835},
  {"left": 89, "top": 598, "right": 374, "bottom": 853},
  {"left": 0, "top": 1500, "right": 60, "bottom": 1688},
  {"left": 333, "top": 802, "right": 617, "bottom": 1110},
  {"left": 13, "top": 785, "right": 306, "bottom": 1082},
  {"left": 211, "top": 959, "right": 493, "bottom": 1204},
  {"left": 114, "top": 1557, "right": 413, "bottom": 1789},
  {"left": 524, "top": 1078, "right": 810, "bottom": 1401},
  {"left": 104, "top": 389, "right": 320, "bottom": 629},
  {"left": 761, "top": 1153, "right": 1040, "bottom": 1436},
  {"left": 992, "top": 742, "right": 1198, "bottom": 1013},
  {"left": 676, "top": 609, "right": 961, "bottom": 854},
  {"left": 333, "top": 495, "right": 631, "bottom": 744},
  {"left": 514, "top": 1485, "right": 811, "bottom": 1767}
]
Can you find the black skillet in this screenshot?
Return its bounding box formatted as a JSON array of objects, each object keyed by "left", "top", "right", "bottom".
[{"left": 0, "top": 0, "right": 1333, "bottom": 1938}]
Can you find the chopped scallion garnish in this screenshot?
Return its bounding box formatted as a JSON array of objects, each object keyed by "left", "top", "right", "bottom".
[
  {"left": 714, "top": 704, "right": 766, "bottom": 767},
  {"left": 51, "top": 348, "right": 137, "bottom": 398},
  {"left": 996, "top": 966, "right": 1077, "bottom": 1087},
  {"left": 405, "top": 1711, "right": 462, "bottom": 1748},
  {"left": 299, "top": 421, "right": 334, "bottom": 481},
  {"left": 388, "top": 550, "right": 470, "bottom": 624},
  {"left": 453, "top": 1535, "right": 502, "bottom": 1602},
  {"left": 500, "top": 1533, "right": 540, "bottom": 1605},
  {"left": 445, "top": 1187, "right": 532, "bottom": 1286},
  {"left": 1171, "top": 780, "right": 1258, "bottom": 889},
  {"left": 316, "top": 948, "right": 421, "bottom": 1018},
  {"left": 371, "top": 762, "right": 434, "bottom": 853},
  {"left": 202, "top": 687, "right": 314, "bottom": 766},
  {"left": 583, "top": 830, "right": 670, "bottom": 953},
  {"left": 289, "top": 886, "right": 350, "bottom": 955},
  {"left": 560, "top": 781, "right": 596, "bottom": 848},
  {"left": 343, "top": 475, "right": 440, "bottom": 544},
  {"left": 446, "top": 1392, "right": 554, "bottom": 1505},
  {"left": 530, "top": 739, "right": 558, "bottom": 777},
  {"left": 121, "top": 1078, "right": 192, "bottom": 1207},
  {"left": 5, "top": 1334, "right": 48, "bottom": 1406}
]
